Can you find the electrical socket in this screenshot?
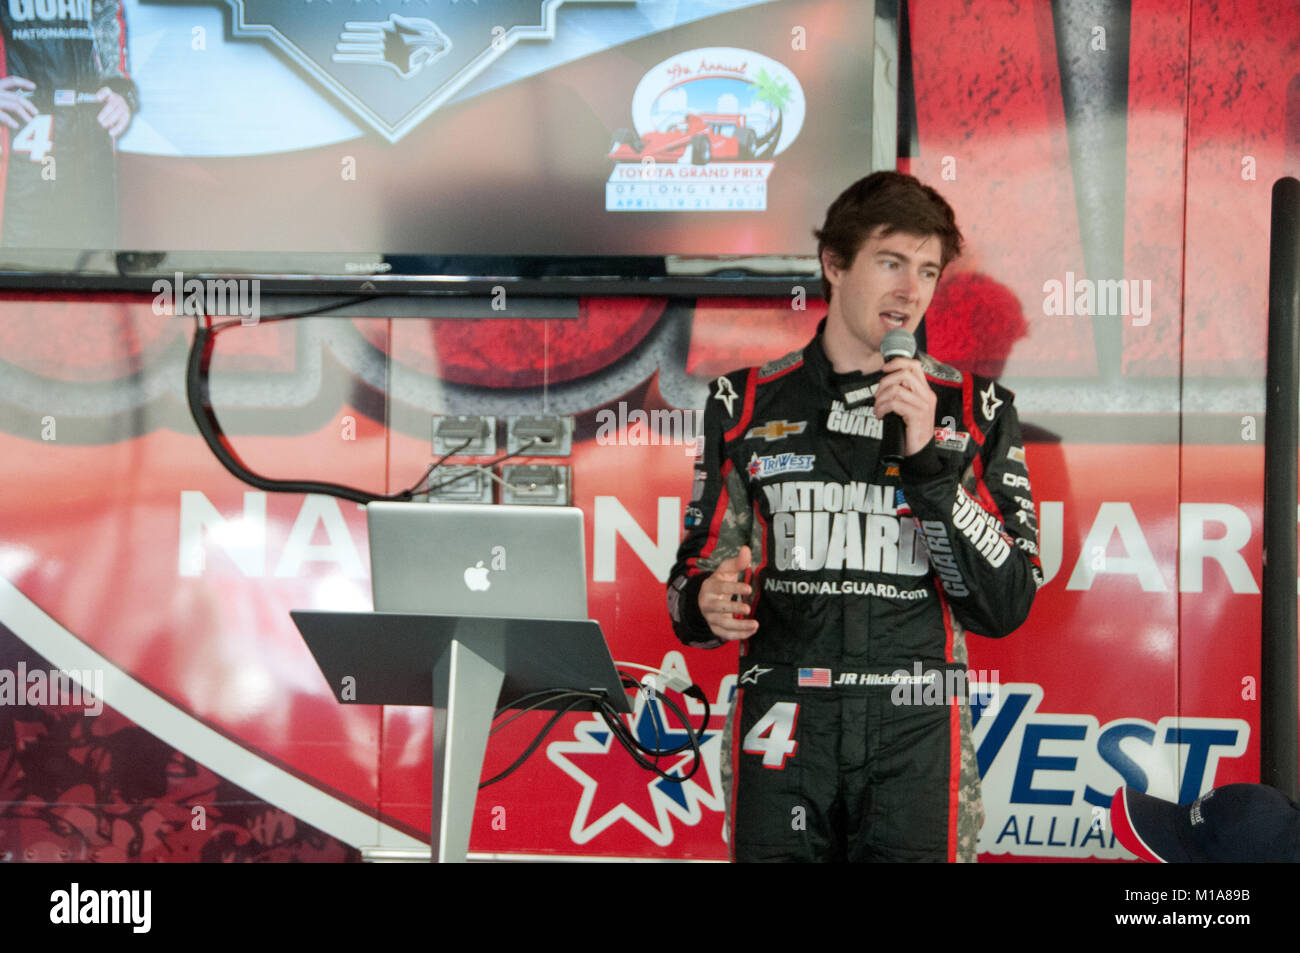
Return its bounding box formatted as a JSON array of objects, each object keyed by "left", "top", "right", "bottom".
[
  {"left": 424, "top": 465, "right": 494, "bottom": 504},
  {"left": 506, "top": 415, "right": 573, "bottom": 456},
  {"left": 433, "top": 415, "right": 495, "bottom": 457},
  {"left": 500, "top": 465, "right": 570, "bottom": 506}
]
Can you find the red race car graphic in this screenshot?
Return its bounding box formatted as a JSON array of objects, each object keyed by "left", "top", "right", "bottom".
[{"left": 608, "top": 113, "right": 759, "bottom": 165}]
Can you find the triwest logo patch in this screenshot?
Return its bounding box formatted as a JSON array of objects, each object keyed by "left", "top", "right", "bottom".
[{"left": 747, "top": 452, "right": 815, "bottom": 480}]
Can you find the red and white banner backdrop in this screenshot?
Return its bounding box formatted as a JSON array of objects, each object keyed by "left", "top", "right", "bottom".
[{"left": 0, "top": 0, "right": 1296, "bottom": 861}]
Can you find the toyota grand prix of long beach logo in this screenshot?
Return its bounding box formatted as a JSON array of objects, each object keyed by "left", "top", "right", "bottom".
[
  {"left": 218, "top": 0, "right": 635, "bottom": 142},
  {"left": 606, "top": 48, "right": 806, "bottom": 211}
]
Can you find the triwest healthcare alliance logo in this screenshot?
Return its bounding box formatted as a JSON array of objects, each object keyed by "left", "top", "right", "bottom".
[
  {"left": 747, "top": 452, "right": 815, "bottom": 480},
  {"left": 219, "top": 1, "right": 635, "bottom": 141}
]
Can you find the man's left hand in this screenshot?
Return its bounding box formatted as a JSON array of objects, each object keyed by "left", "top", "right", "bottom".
[{"left": 873, "top": 356, "right": 936, "bottom": 458}]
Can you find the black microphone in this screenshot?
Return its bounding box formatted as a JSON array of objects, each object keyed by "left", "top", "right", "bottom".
[{"left": 879, "top": 328, "right": 916, "bottom": 466}]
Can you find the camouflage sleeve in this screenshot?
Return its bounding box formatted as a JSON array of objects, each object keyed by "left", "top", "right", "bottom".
[
  {"left": 666, "top": 372, "right": 755, "bottom": 649},
  {"left": 93, "top": 0, "right": 138, "bottom": 112},
  {"left": 901, "top": 380, "right": 1041, "bottom": 638}
]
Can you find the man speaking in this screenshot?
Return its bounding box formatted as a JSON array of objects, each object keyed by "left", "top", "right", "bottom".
[{"left": 666, "top": 172, "right": 1042, "bottom": 862}]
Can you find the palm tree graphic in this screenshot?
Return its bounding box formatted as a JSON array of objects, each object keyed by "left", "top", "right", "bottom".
[{"left": 750, "top": 67, "right": 792, "bottom": 160}]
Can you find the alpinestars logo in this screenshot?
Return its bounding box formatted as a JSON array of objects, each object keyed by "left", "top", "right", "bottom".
[
  {"left": 713, "top": 376, "right": 738, "bottom": 414},
  {"left": 740, "top": 665, "right": 771, "bottom": 685},
  {"left": 219, "top": 1, "right": 635, "bottom": 141},
  {"left": 980, "top": 382, "right": 1003, "bottom": 421}
]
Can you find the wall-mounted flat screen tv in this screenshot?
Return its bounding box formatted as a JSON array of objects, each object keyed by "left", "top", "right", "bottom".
[{"left": 0, "top": 0, "right": 893, "bottom": 295}]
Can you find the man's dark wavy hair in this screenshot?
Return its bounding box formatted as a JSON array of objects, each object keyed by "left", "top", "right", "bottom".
[{"left": 813, "top": 171, "right": 964, "bottom": 302}]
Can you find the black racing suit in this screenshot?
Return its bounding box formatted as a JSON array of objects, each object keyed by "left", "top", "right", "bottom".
[
  {"left": 0, "top": 0, "right": 137, "bottom": 248},
  {"left": 667, "top": 323, "right": 1041, "bottom": 862}
]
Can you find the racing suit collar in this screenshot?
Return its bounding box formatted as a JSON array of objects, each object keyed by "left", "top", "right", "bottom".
[{"left": 806, "top": 316, "right": 884, "bottom": 395}]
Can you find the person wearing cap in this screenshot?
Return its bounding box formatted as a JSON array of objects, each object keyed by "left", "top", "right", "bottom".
[{"left": 1110, "top": 783, "right": 1300, "bottom": 862}]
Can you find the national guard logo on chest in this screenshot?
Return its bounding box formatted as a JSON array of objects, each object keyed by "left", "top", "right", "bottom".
[
  {"left": 759, "top": 479, "right": 929, "bottom": 575},
  {"left": 745, "top": 420, "right": 807, "bottom": 442}
]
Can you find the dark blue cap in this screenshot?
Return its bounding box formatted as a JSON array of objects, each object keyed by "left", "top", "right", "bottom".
[{"left": 1111, "top": 783, "right": 1300, "bottom": 863}]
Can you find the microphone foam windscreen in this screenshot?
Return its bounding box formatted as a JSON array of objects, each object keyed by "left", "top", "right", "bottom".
[{"left": 880, "top": 328, "right": 917, "bottom": 361}]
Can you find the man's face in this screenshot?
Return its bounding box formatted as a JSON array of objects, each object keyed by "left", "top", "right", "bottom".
[{"left": 822, "top": 226, "right": 943, "bottom": 360}]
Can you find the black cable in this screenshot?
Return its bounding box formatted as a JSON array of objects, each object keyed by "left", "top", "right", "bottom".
[
  {"left": 187, "top": 313, "right": 470, "bottom": 504},
  {"left": 618, "top": 701, "right": 701, "bottom": 780},
  {"left": 620, "top": 674, "right": 663, "bottom": 768},
  {"left": 591, "top": 677, "right": 706, "bottom": 782},
  {"left": 421, "top": 438, "right": 538, "bottom": 495},
  {"left": 490, "top": 690, "right": 598, "bottom": 736},
  {"left": 485, "top": 678, "right": 711, "bottom": 786},
  {"left": 405, "top": 436, "right": 474, "bottom": 497},
  {"left": 189, "top": 306, "right": 714, "bottom": 781},
  {"left": 493, "top": 688, "right": 595, "bottom": 719},
  {"left": 595, "top": 697, "right": 703, "bottom": 783},
  {"left": 479, "top": 695, "right": 592, "bottom": 789},
  {"left": 205, "top": 295, "right": 381, "bottom": 330},
  {"left": 613, "top": 674, "right": 710, "bottom": 757}
]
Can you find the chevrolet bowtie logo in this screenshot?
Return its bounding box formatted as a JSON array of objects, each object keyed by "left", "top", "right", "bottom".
[{"left": 745, "top": 420, "right": 807, "bottom": 442}]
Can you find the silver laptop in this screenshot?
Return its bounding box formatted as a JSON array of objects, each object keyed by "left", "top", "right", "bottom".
[{"left": 367, "top": 502, "right": 588, "bottom": 620}]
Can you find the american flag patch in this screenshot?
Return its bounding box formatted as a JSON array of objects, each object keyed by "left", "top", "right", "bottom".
[
  {"left": 54, "top": 89, "right": 75, "bottom": 106},
  {"left": 798, "top": 667, "right": 832, "bottom": 688}
]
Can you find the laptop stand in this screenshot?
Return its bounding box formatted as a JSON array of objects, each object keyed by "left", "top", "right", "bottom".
[{"left": 291, "top": 610, "right": 631, "bottom": 862}]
